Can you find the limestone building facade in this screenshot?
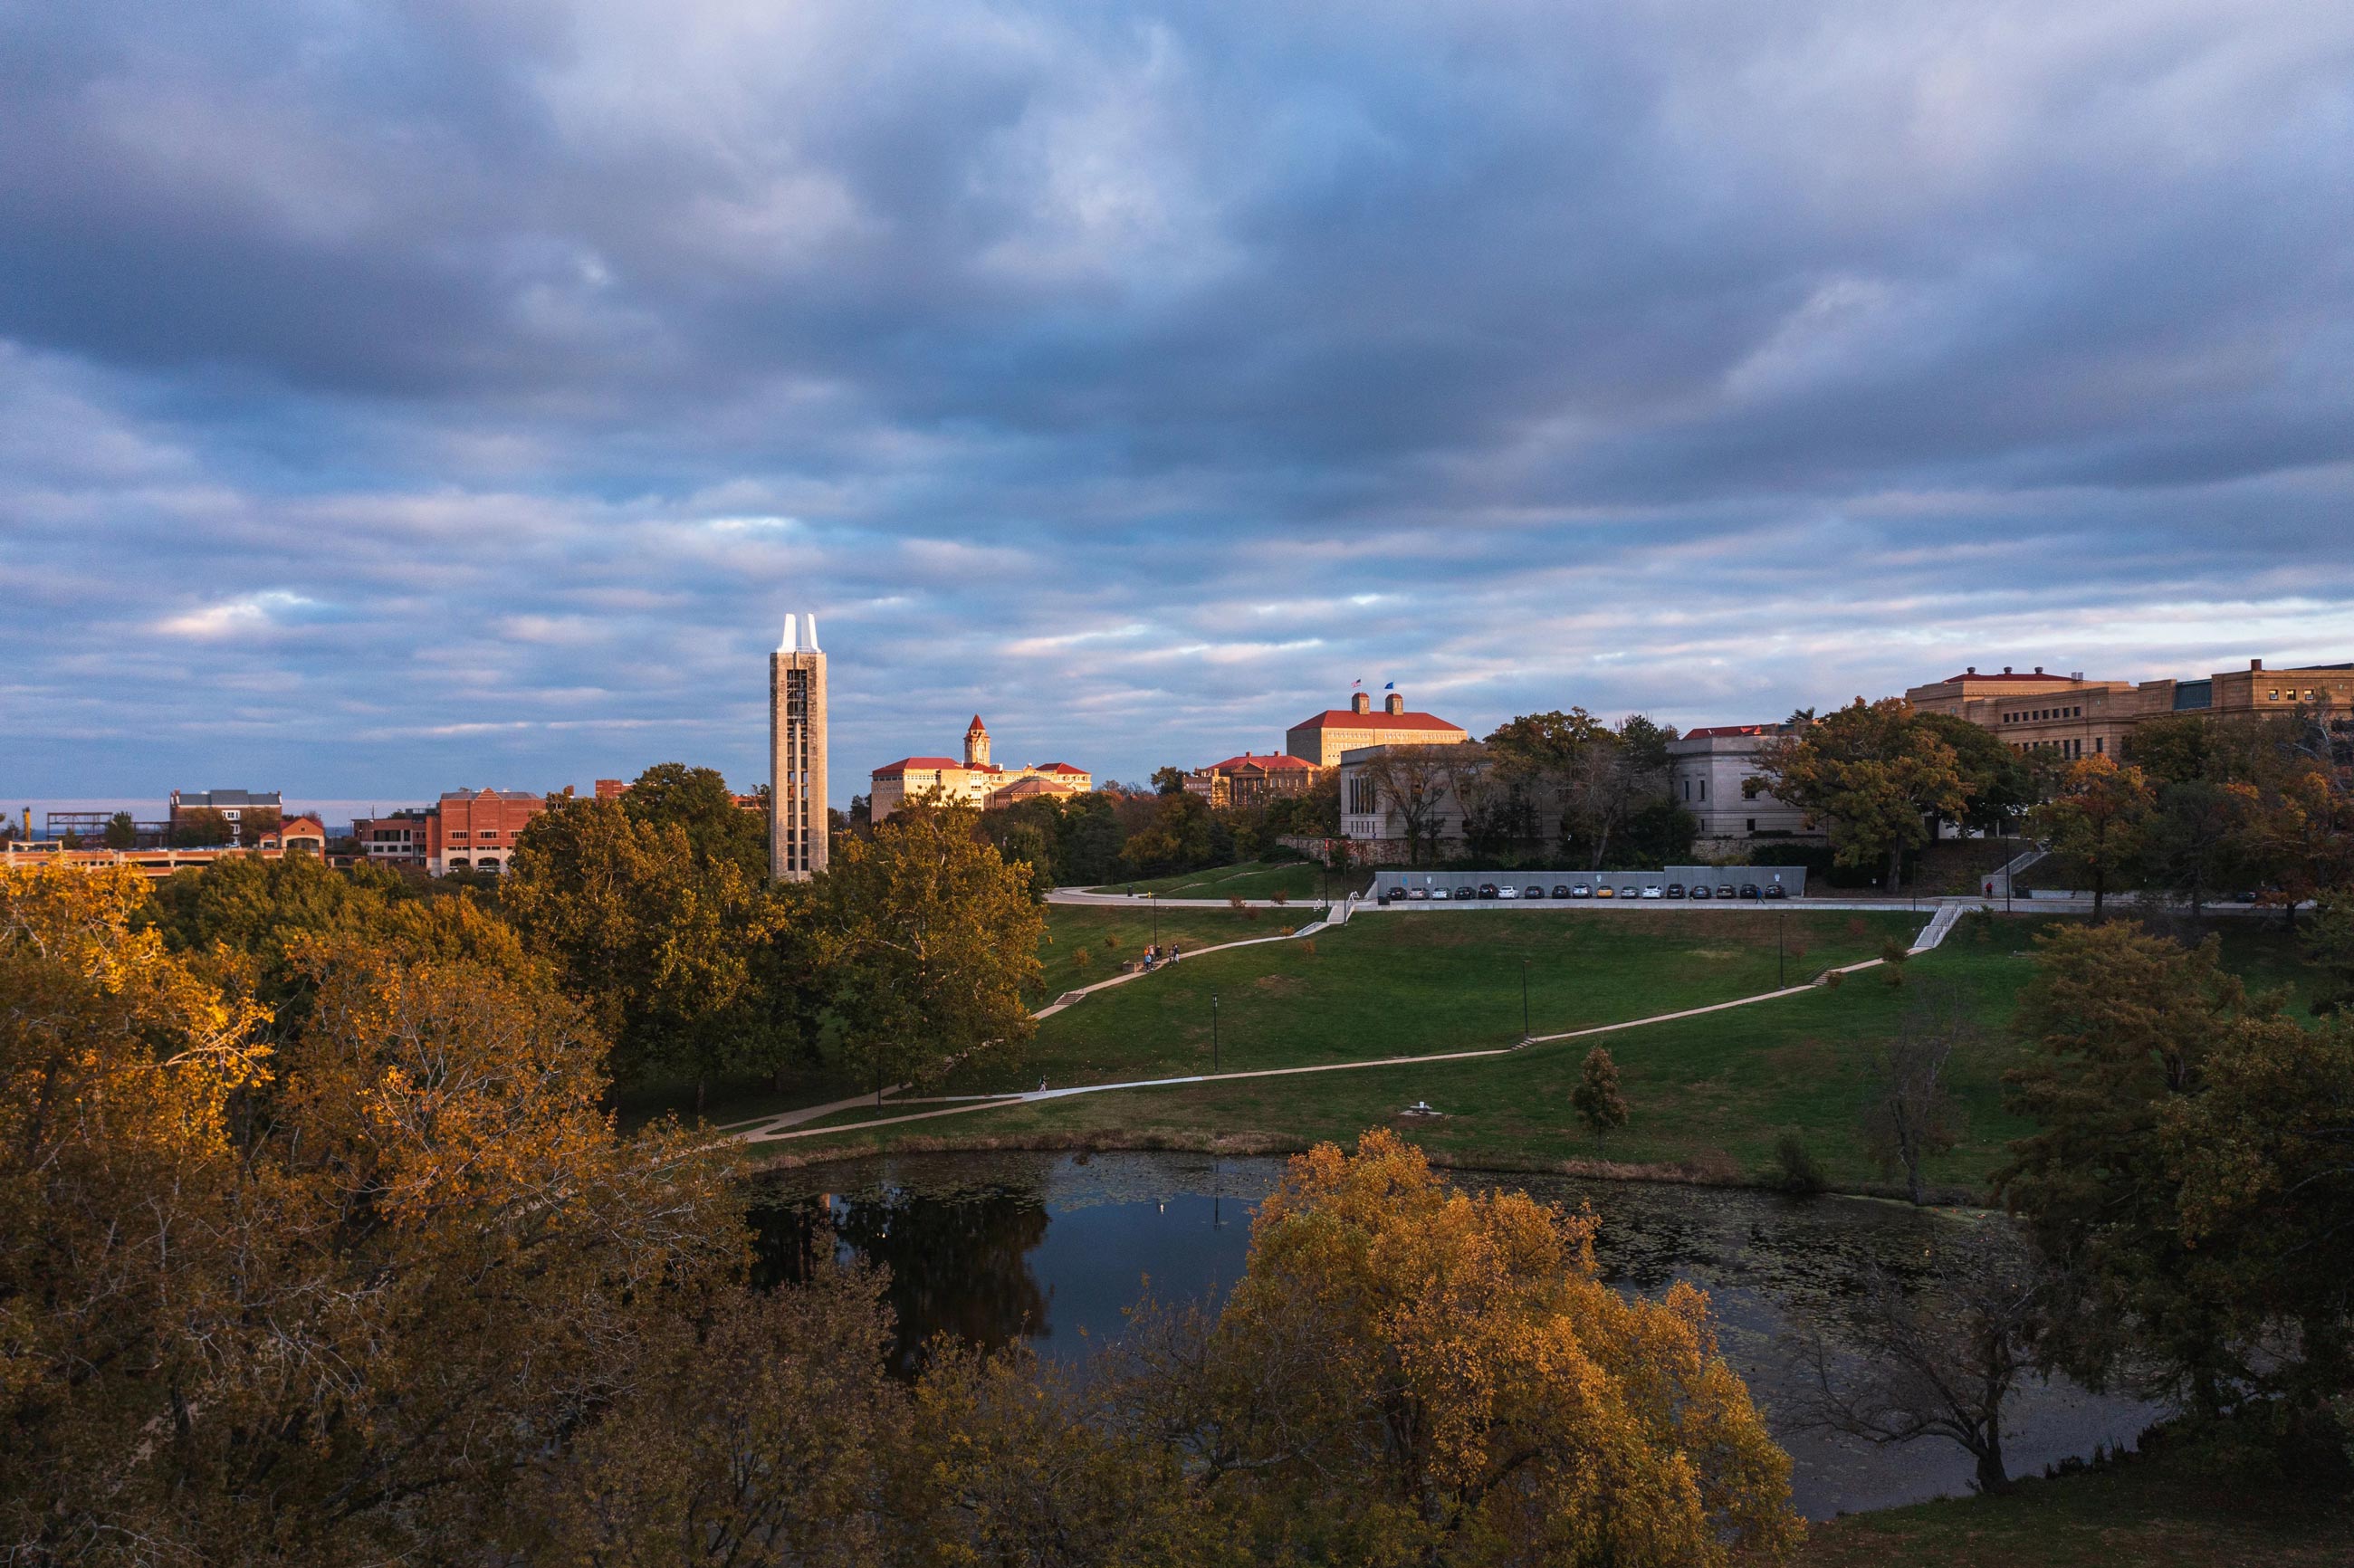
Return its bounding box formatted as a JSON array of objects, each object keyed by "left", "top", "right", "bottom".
[
  {"left": 771, "top": 613, "right": 829, "bottom": 881},
  {"left": 869, "top": 715, "right": 1092, "bottom": 820},
  {"left": 1905, "top": 658, "right": 2354, "bottom": 762},
  {"left": 1285, "top": 690, "right": 1468, "bottom": 767}
]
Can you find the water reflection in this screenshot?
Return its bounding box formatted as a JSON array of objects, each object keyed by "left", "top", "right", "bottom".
[{"left": 757, "top": 1151, "right": 2159, "bottom": 1520}]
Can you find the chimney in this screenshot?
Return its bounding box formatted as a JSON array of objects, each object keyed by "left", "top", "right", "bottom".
[
  {"left": 2033, "top": 665, "right": 2044, "bottom": 675},
  {"left": 1384, "top": 692, "right": 1405, "bottom": 715},
  {"left": 1352, "top": 692, "right": 1371, "bottom": 714},
  {"left": 1966, "top": 666, "right": 1976, "bottom": 675},
  {"left": 2251, "top": 658, "right": 2263, "bottom": 671},
  {"left": 2003, "top": 666, "right": 2014, "bottom": 674}
]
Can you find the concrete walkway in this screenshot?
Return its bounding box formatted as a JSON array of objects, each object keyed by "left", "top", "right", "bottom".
[{"left": 741, "top": 904, "right": 1949, "bottom": 1146}]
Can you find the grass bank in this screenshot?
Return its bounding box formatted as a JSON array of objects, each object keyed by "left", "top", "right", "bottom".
[
  {"left": 1085, "top": 860, "right": 1373, "bottom": 902},
  {"left": 770, "top": 913, "right": 2327, "bottom": 1191},
  {"left": 1798, "top": 1431, "right": 2352, "bottom": 1566}
]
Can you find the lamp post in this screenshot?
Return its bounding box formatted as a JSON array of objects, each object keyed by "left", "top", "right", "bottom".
[
  {"left": 1211, "top": 992, "right": 1220, "bottom": 1075},
  {"left": 1152, "top": 890, "right": 1159, "bottom": 946},
  {"left": 1777, "top": 909, "right": 1785, "bottom": 989},
  {"left": 1521, "top": 958, "right": 1530, "bottom": 1042}
]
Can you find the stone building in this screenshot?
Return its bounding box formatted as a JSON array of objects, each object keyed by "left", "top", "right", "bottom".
[
  {"left": 1905, "top": 657, "right": 2354, "bottom": 762},
  {"left": 1666, "top": 725, "right": 1816, "bottom": 847},
  {"left": 1285, "top": 690, "right": 1469, "bottom": 767},
  {"left": 1182, "top": 751, "right": 1323, "bottom": 808},
  {"left": 869, "top": 714, "right": 1092, "bottom": 820}
]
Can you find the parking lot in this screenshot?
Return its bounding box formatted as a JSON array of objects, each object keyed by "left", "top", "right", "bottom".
[{"left": 1371, "top": 865, "right": 1806, "bottom": 904}]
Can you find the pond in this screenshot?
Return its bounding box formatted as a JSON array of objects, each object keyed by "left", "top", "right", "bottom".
[{"left": 754, "top": 1150, "right": 2158, "bottom": 1521}]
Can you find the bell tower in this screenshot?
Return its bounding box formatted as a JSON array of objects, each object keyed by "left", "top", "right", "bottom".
[
  {"left": 770, "top": 613, "right": 829, "bottom": 881},
  {"left": 963, "top": 714, "right": 991, "bottom": 769}
]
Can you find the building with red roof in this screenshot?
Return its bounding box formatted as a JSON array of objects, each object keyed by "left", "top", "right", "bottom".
[
  {"left": 868, "top": 716, "right": 1095, "bottom": 820},
  {"left": 1284, "top": 690, "right": 1468, "bottom": 768},
  {"left": 1182, "top": 750, "right": 1323, "bottom": 809}
]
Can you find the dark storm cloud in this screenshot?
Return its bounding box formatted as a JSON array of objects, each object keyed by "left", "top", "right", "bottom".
[{"left": 4, "top": 0, "right": 2352, "bottom": 800}]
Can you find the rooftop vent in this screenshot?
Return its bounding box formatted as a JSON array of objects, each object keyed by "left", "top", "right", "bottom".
[
  {"left": 2003, "top": 666, "right": 2014, "bottom": 674},
  {"left": 1966, "top": 665, "right": 1977, "bottom": 674},
  {"left": 2033, "top": 665, "right": 2045, "bottom": 674}
]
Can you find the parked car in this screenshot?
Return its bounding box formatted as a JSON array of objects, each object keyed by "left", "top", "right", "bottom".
[
  {"left": 1453, "top": 885, "right": 1478, "bottom": 901},
  {"left": 1552, "top": 884, "right": 1574, "bottom": 899},
  {"left": 1665, "top": 883, "right": 1686, "bottom": 898},
  {"left": 1570, "top": 884, "right": 1591, "bottom": 898},
  {"left": 1478, "top": 883, "right": 1500, "bottom": 899},
  {"left": 1716, "top": 884, "right": 1737, "bottom": 898},
  {"left": 1762, "top": 884, "right": 1788, "bottom": 901},
  {"left": 1380, "top": 887, "right": 1401, "bottom": 904},
  {"left": 1405, "top": 887, "right": 1427, "bottom": 901},
  {"left": 1497, "top": 884, "right": 1519, "bottom": 900},
  {"left": 1689, "top": 884, "right": 1712, "bottom": 900},
  {"left": 1740, "top": 884, "right": 1762, "bottom": 900},
  {"left": 1637, "top": 884, "right": 1660, "bottom": 899},
  {"left": 1524, "top": 885, "right": 1546, "bottom": 900},
  {"left": 1620, "top": 884, "right": 1641, "bottom": 898},
  {"left": 1593, "top": 884, "right": 1614, "bottom": 898}
]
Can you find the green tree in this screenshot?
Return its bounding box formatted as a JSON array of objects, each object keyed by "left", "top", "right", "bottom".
[
  {"left": 101, "top": 811, "right": 138, "bottom": 848},
  {"left": 1995, "top": 922, "right": 2266, "bottom": 1410},
  {"left": 1152, "top": 765, "right": 1189, "bottom": 796},
  {"left": 2145, "top": 778, "right": 2258, "bottom": 917},
  {"left": 2159, "top": 1013, "right": 2354, "bottom": 1408},
  {"left": 1119, "top": 789, "right": 1219, "bottom": 876},
  {"left": 169, "top": 807, "right": 234, "bottom": 847},
  {"left": 617, "top": 761, "right": 769, "bottom": 878},
  {"left": 2308, "top": 891, "right": 2354, "bottom": 1016},
  {"left": 814, "top": 804, "right": 1044, "bottom": 1095},
  {"left": 505, "top": 795, "right": 799, "bottom": 1108},
  {"left": 2030, "top": 753, "right": 2156, "bottom": 919},
  {"left": 1572, "top": 1045, "right": 1630, "bottom": 1137},
  {"left": 1747, "top": 698, "right": 1966, "bottom": 895}
]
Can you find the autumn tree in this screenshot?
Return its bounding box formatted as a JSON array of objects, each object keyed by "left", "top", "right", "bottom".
[
  {"left": 1118, "top": 788, "right": 1221, "bottom": 875},
  {"left": 1746, "top": 698, "right": 1966, "bottom": 895},
  {"left": 101, "top": 810, "right": 137, "bottom": 848},
  {"left": 0, "top": 864, "right": 742, "bottom": 1564},
  {"left": 506, "top": 793, "right": 801, "bottom": 1108},
  {"left": 2308, "top": 891, "right": 2354, "bottom": 1017},
  {"left": 814, "top": 803, "right": 1045, "bottom": 1094},
  {"left": 169, "top": 805, "right": 235, "bottom": 846},
  {"left": 2029, "top": 753, "right": 2155, "bottom": 919},
  {"left": 1573, "top": 1044, "right": 1630, "bottom": 1137},
  {"left": 1863, "top": 980, "right": 1970, "bottom": 1204},
  {"left": 1134, "top": 1131, "right": 1800, "bottom": 1564}
]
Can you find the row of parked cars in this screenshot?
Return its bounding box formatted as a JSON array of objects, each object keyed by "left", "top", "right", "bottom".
[{"left": 1383, "top": 880, "right": 1787, "bottom": 904}]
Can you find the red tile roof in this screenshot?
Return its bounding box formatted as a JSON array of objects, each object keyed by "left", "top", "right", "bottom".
[
  {"left": 873, "top": 757, "right": 964, "bottom": 775},
  {"left": 966, "top": 715, "right": 988, "bottom": 731},
  {"left": 1204, "top": 751, "right": 1318, "bottom": 772},
  {"left": 1290, "top": 710, "right": 1464, "bottom": 732},
  {"left": 1682, "top": 724, "right": 1778, "bottom": 739},
  {"left": 1038, "top": 762, "right": 1089, "bottom": 775}
]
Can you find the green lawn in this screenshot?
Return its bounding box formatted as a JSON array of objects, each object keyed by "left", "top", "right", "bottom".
[
  {"left": 776, "top": 913, "right": 2330, "bottom": 1192},
  {"left": 1085, "top": 860, "right": 1373, "bottom": 901},
  {"left": 1798, "top": 1437, "right": 2352, "bottom": 1567},
  {"left": 996, "top": 907, "right": 1926, "bottom": 1093},
  {"left": 1034, "top": 903, "right": 1324, "bottom": 1001}
]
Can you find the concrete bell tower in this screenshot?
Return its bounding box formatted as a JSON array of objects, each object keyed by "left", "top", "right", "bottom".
[{"left": 770, "top": 613, "right": 829, "bottom": 881}]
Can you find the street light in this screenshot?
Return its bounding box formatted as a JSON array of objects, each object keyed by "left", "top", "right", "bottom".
[
  {"left": 1211, "top": 992, "right": 1220, "bottom": 1075},
  {"left": 1777, "top": 909, "right": 1785, "bottom": 989},
  {"left": 1521, "top": 957, "right": 1530, "bottom": 1042}
]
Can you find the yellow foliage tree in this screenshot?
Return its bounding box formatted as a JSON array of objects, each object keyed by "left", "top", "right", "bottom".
[{"left": 1188, "top": 1130, "right": 1801, "bottom": 1565}]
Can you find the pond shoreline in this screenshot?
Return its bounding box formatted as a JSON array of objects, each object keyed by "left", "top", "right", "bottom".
[{"left": 742, "top": 1123, "right": 1991, "bottom": 1206}]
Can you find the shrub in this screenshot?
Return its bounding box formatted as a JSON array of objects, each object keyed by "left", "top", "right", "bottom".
[
  {"left": 1773, "top": 1132, "right": 1827, "bottom": 1195},
  {"left": 1271, "top": 890, "right": 1289, "bottom": 906},
  {"left": 1228, "top": 894, "right": 1245, "bottom": 911},
  {"left": 1300, "top": 940, "right": 1316, "bottom": 957}
]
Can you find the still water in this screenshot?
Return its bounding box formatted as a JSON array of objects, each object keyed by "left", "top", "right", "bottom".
[{"left": 755, "top": 1150, "right": 2158, "bottom": 1521}]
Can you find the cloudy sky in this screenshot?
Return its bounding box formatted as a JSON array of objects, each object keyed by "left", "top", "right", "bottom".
[{"left": 6, "top": 0, "right": 2352, "bottom": 805}]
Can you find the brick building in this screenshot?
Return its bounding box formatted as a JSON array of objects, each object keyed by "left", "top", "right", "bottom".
[
  {"left": 352, "top": 808, "right": 432, "bottom": 868},
  {"left": 1285, "top": 690, "right": 1468, "bottom": 767},
  {"left": 168, "top": 788, "right": 282, "bottom": 846},
  {"left": 427, "top": 788, "right": 544, "bottom": 875}
]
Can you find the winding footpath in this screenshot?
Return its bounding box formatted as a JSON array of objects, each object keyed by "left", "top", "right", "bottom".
[{"left": 730, "top": 893, "right": 1966, "bottom": 1146}]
